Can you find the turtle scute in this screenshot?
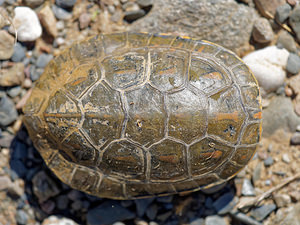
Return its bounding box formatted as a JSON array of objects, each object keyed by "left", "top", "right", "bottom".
[{"left": 23, "top": 32, "right": 262, "bottom": 199}]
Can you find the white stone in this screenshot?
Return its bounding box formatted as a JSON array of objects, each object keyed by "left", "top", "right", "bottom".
[
  {"left": 243, "top": 46, "right": 289, "bottom": 94},
  {"left": 9, "top": 7, "right": 42, "bottom": 42},
  {"left": 42, "top": 215, "right": 78, "bottom": 225}
]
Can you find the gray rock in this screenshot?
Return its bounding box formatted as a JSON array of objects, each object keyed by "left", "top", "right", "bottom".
[
  {"left": 56, "top": 0, "right": 77, "bottom": 8},
  {"left": 87, "top": 201, "right": 135, "bottom": 225},
  {"left": 273, "top": 194, "right": 291, "bottom": 208},
  {"left": 190, "top": 218, "right": 204, "bottom": 225},
  {"left": 230, "top": 211, "right": 263, "bottom": 225},
  {"left": 262, "top": 96, "right": 300, "bottom": 136},
  {"left": 205, "top": 215, "right": 227, "bottom": 225},
  {"left": 7, "top": 86, "right": 21, "bottom": 98},
  {"left": 36, "top": 53, "right": 53, "bottom": 68},
  {"left": 0, "top": 30, "right": 14, "bottom": 60},
  {"left": 275, "top": 3, "right": 292, "bottom": 23},
  {"left": 137, "top": 0, "right": 153, "bottom": 8},
  {"left": 29, "top": 65, "right": 44, "bottom": 81},
  {"left": 0, "top": 92, "right": 18, "bottom": 126},
  {"left": 213, "top": 192, "right": 237, "bottom": 215},
  {"left": 276, "top": 202, "right": 300, "bottom": 225},
  {"left": 52, "top": 5, "right": 72, "bottom": 20},
  {"left": 146, "top": 204, "right": 158, "bottom": 220},
  {"left": 41, "top": 200, "right": 55, "bottom": 214},
  {"left": 11, "top": 43, "right": 26, "bottom": 62},
  {"left": 291, "top": 132, "right": 300, "bottom": 145},
  {"left": 289, "top": 5, "right": 300, "bottom": 42},
  {"left": 282, "top": 153, "right": 291, "bottom": 163},
  {"left": 135, "top": 198, "right": 155, "bottom": 217},
  {"left": 0, "top": 133, "right": 14, "bottom": 148},
  {"left": 242, "top": 178, "right": 255, "bottom": 196},
  {"left": 286, "top": 53, "right": 300, "bottom": 74},
  {"left": 16, "top": 210, "right": 28, "bottom": 225},
  {"left": 264, "top": 156, "right": 274, "bottom": 167},
  {"left": 32, "top": 171, "right": 60, "bottom": 203},
  {"left": 252, "top": 161, "right": 262, "bottom": 185},
  {"left": 252, "top": 18, "right": 274, "bottom": 43},
  {"left": 277, "top": 30, "right": 297, "bottom": 53},
  {"left": 250, "top": 204, "right": 276, "bottom": 221},
  {"left": 0, "top": 176, "right": 12, "bottom": 190},
  {"left": 124, "top": 9, "right": 146, "bottom": 22},
  {"left": 130, "top": 0, "right": 258, "bottom": 52},
  {"left": 56, "top": 195, "right": 69, "bottom": 210},
  {"left": 42, "top": 216, "right": 79, "bottom": 225}
]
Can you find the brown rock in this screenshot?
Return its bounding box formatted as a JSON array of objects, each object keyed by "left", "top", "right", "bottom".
[
  {"left": 7, "top": 179, "right": 24, "bottom": 197},
  {"left": 0, "top": 176, "right": 12, "bottom": 190},
  {"left": 254, "top": 0, "right": 286, "bottom": 18},
  {"left": 0, "top": 30, "right": 14, "bottom": 60},
  {"left": 39, "top": 4, "right": 57, "bottom": 37},
  {"left": 273, "top": 194, "right": 291, "bottom": 207},
  {"left": 252, "top": 18, "right": 274, "bottom": 43},
  {"left": 0, "top": 63, "right": 24, "bottom": 87}
]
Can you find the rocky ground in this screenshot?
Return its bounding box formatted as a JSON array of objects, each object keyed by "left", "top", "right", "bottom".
[{"left": 1, "top": 0, "right": 300, "bottom": 224}]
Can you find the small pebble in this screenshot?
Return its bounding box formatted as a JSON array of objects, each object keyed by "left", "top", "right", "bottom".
[
  {"left": 275, "top": 4, "right": 292, "bottom": 23},
  {"left": 273, "top": 194, "right": 291, "bottom": 207},
  {"left": 30, "top": 65, "right": 44, "bottom": 81},
  {"left": 137, "top": 0, "right": 153, "bottom": 8},
  {"left": 290, "top": 132, "right": 300, "bottom": 145},
  {"left": 296, "top": 125, "right": 300, "bottom": 132},
  {"left": 7, "top": 86, "right": 22, "bottom": 98},
  {"left": 11, "top": 43, "right": 26, "bottom": 62},
  {"left": 277, "top": 30, "right": 297, "bottom": 53},
  {"left": 56, "top": 0, "right": 77, "bottom": 8},
  {"left": 39, "top": 4, "right": 57, "bottom": 37},
  {"left": 0, "top": 30, "right": 14, "bottom": 60},
  {"left": 252, "top": 18, "right": 274, "bottom": 43},
  {"left": 264, "top": 156, "right": 274, "bottom": 167},
  {"left": 41, "top": 200, "right": 55, "bottom": 214},
  {"left": 286, "top": 53, "right": 300, "bottom": 75},
  {"left": 23, "top": 78, "right": 33, "bottom": 89},
  {"left": 23, "top": 0, "right": 45, "bottom": 8},
  {"left": 242, "top": 178, "right": 255, "bottom": 196},
  {"left": 56, "top": 20, "right": 65, "bottom": 30},
  {"left": 0, "top": 92, "right": 18, "bottom": 126},
  {"left": 250, "top": 204, "right": 276, "bottom": 221},
  {"left": 10, "top": 7, "right": 42, "bottom": 41},
  {"left": 0, "top": 176, "right": 12, "bottom": 190},
  {"left": 0, "top": 63, "right": 24, "bottom": 87},
  {"left": 79, "top": 13, "right": 91, "bottom": 30},
  {"left": 265, "top": 179, "right": 272, "bottom": 186},
  {"left": 289, "top": 5, "right": 300, "bottom": 42},
  {"left": 282, "top": 153, "right": 291, "bottom": 163},
  {"left": 55, "top": 195, "right": 69, "bottom": 210},
  {"left": 230, "top": 211, "right": 262, "bottom": 225},
  {"left": 16, "top": 209, "right": 28, "bottom": 225},
  {"left": 36, "top": 53, "right": 53, "bottom": 68},
  {"left": 213, "top": 192, "right": 237, "bottom": 215},
  {"left": 124, "top": 9, "right": 145, "bottom": 22},
  {"left": 42, "top": 215, "right": 79, "bottom": 225},
  {"left": 52, "top": 5, "right": 72, "bottom": 20}
]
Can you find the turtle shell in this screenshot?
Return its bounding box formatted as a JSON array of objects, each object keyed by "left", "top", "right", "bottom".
[{"left": 23, "top": 32, "right": 262, "bottom": 200}]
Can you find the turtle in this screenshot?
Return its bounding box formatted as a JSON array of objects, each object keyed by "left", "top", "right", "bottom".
[{"left": 23, "top": 32, "right": 262, "bottom": 200}]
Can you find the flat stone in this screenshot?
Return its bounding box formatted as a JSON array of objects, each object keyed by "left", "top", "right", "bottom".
[
  {"left": 7, "top": 179, "right": 24, "bottom": 197},
  {"left": 289, "top": 5, "right": 300, "bottom": 42},
  {"left": 243, "top": 46, "right": 289, "bottom": 94},
  {"left": 7, "top": 86, "right": 22, "bottom": 98},
  {"left": 0, "top": 133, "right": 14, "bottom": 148},
  {"left": 39, "top": 4, "right": 57, "bottom": 37},
  {"left": 79, "top": 13, "right": 91, "bottom": 30},
  {"left": 36, "top": 53, "right": 53, "bottom": 68},
  {"left": 137, "top": 0, "right": 153, "bottom": 8},
  {"left": 264, "top": 156, "right": 274, "bottom": 166},
  {"left": 16, "top": 210, "right": 28, "bottom": 225},
  {"left": 0, "top": 63, "right": 24, "bottom": 87},
  {"left": 135, "top": 198, "right": 155, "bottom": 217},
  {"left": 87, "top": 201, "right": 135, "bottom": 225},
  {"left": 262, "top": 96, "right": 300, "bottom": 136},
  {"left": 275, "top": 3, "right": 292, "bottom": 23},
  {"left": 9, "top": 7, "right": 42, "bottom": 41},
  {"left": 130, "top": 0, "right": 258, "bottom": 53},
  {"left": 52, "top": 5, "right": 72, "bottom": 20},
  {"left": 277, "top": 30, "right": 297, "bottom": 53},
  {"left": 291, "top": 132, "right": 300, "bottom": 145},
  {"left": 0, "top": 30, "right": 14, "bottom": 60},
  {"left": 286, "top": 53, "right": 300, "bottom": 74},
  {"left": 242, "top": 178, "right": 256, "bottom": 196},
  {"left": 252, "top": 162, "right": 262, "bottom": 186},
  {"left": 11, "top": 43, "right": 26, "bottom": 62},
  {"left": 250, "top": 204, "right": 276, "bottom": 221},
  {"left": 23, "top": 0, "right": 44, "bottom": 8},
  {"left": 213, "top": 192, "right": 237, "bottom": 215},
  {"left": 230, "top": 211, "right": 263, "bottom": 225},
  {"left": 273, "top": 194, "right": 291, "bottom": 207},
  {"left": 282, "top": 153, "right": 291, "bottom": 163},
  {"left": 252, "top": 17, "right": 274, "bottom": 43},
  {"left": 0, "top": 92, "right": 18, "bottom": 126},
  {"left": 124, "top": 9, "right": 146, "bottom": 22},
  {"left": 205, "top": 215, "right": 227, "bottom": 225},
  {"left": 32, "top": 171, "right": 60, "bottom": 203},
  {"left": 254, "top": 0, "right": 286, "bottom": 18}
]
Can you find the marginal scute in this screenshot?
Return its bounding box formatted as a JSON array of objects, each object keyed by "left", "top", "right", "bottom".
[
  {"left": 127, "top": 32, "right": 152, "bottom": 48},
  {"left": 148, "top": 34, "right": 174, "bottom": 46},
  {"left": 189, "top": 137, "right": 233, "bottom": 176},
  {"left": 194, "top": 174, "right": 220, "bottom": 188},
  {"left": 232, "top": 64, "right": 257, "bottom": 86},
  {"left": 171, "top": 36, "right": 195, "bottom": 50},
  {"left": 217, "top": 161, "right": 243, "bottom": 180},
  {"left": 231, "top": 146, "right": 257, "bottom": 166},
  {"left": 167, "top": 89, "right": 207, "bottom": 144},
  {"left": 241, "top": 86, "right": 261, "bottom": 109},
  {"left": 241, "top": 123, "right": 261, "bottom": 145},
  {"left": 150, "top": 49, "right": 188, "bottom": 92},
  {"left": 100, "top": 140, "right": 145, "bottom": 180},
  {"left": 193, "top": 41, "right": 221, "bottom": 55},
  {"left": 149, "top": 139, "right": 187, "bottom": 181},
  {"left": 102, "top": 51, "right": 147, "bottom": 90},
  {"left": 82, "top": 83, "right": 124, "bottom": 148},
  {"left": 189, "top": 57, "right": 230, "bottom": 94},
  {"left": 125, "top": 84, "right": 165, "bottom": 146},
  {"left": 98, "top": 177, "right": 125, "bottom": 199},
  {"left": 215, "top": 49, "right": 241, "bottom": 67},
  {"left": 102, "top": 33, "right": 127, "bottom": 54},
  {"left": 125, "top": 182, "right": 152, "bottom": 198},
  {"left": 23, "top": 89, "right": 46, "bottom": 114},
  {"left": 207, "top": 86, "right": 246, "bottom": 144}
]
